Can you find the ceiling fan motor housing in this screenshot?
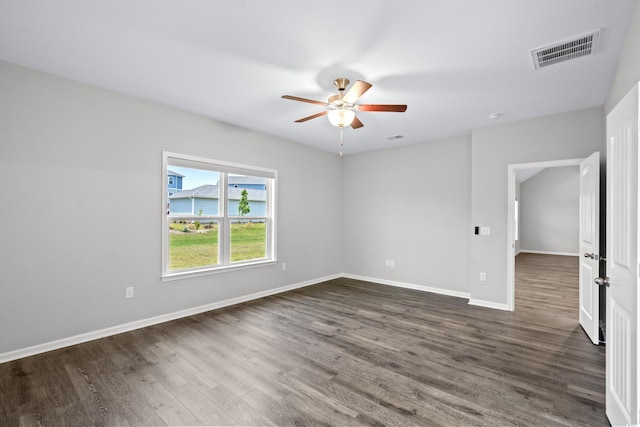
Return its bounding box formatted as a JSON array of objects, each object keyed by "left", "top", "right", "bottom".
[
  {"left": 329, "top": 78, "right": 351, "bottom": 107},
  {"left": 334, "top": 78, "right": 349, "bottom": 91},
  {"left": 329, "top": 94, "right": 348, "bottom": 107}
]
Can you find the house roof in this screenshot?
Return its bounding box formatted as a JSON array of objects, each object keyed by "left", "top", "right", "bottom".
[
  {"left": 169, "top": 185, "right": 218, "bottom": 199},
  {"left": 169, "top": 185, "right": 266, "bottom": 201},
  {"left": 167, "top": 169, "right": 185, "bottom": 178},
  {"left": 0, "top": 1, "right": 635, "bottom": 155},
  {"left": 228, "top": 176, "right": 267, "bottom": 186},
  {"left": 229, "top": 187, "right": 266, "bottom": 201}
]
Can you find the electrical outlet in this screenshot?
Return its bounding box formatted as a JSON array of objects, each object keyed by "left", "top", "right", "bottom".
[
  {"left": 386, "top": 259, "right": 395, "bottom": 267},
  {"left": 281, "top": 262, "right": 287, "bottom": 271},
  {"left": 480, "top": 272, "right": 487, "bottom": 282},
  {"left": 480, "top": 226, "right": 491, "bottom": 236},
  {"left": 125, "top": 286, "right": 134, "bottom": 299}
]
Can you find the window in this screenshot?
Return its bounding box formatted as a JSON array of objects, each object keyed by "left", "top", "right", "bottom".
[{"left": 162, "top": 152, "right": 277, "bottom": 279}]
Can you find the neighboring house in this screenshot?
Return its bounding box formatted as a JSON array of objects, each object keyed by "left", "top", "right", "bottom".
[
  {"left": 169, "top": 184, "right": 267, "bottom": 216},
  {"left": 167, "top": 169, "right": 184, "bottom": 198},
  {"left": 228, "top": 175, "right": 267, "bottom": 191}
]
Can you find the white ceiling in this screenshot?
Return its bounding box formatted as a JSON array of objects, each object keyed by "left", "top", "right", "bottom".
[
  {"left": 0, "top": 0, "right": 636, "bottom": 155},
  {"left": 515, "top": 167, "right": 545, "bottom": 183}
]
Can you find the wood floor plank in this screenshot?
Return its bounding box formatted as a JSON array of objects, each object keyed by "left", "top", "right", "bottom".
[
  {"left": 122, "top": 368, "right": 201, "bottom": 426},
  {"left": 171, "top": 383, "right": 236, "bottom": 426},
  {"left": 0, "top": 253, "right": 607, "bottom": 425},
  {"left": 203, "top": 384, "right": 275, "bottom": 426},
  {"left": 86, "top": 359, "right": 168, "bottom": 425},
  {"left": 240, "top": 388, "right": 328, "bottom": 426},
  {"left": 63, "top": 364, "right": 130, "bottom": 426}
]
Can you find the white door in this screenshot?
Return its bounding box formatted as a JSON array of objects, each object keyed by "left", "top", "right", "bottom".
[
  {"left": 605, "top": 83, "right": 638, "bottom": 426},
  {"left": 579, "top": 152, "right": 600, "bottom": 344}
]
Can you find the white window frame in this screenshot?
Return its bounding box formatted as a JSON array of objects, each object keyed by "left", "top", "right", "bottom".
[{"left": 162, "top": 151, "right": 277, "bottom": 280}]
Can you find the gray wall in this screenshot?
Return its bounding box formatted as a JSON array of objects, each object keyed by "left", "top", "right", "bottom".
[
  {"left": 4, "top": 0, "right": 639, "bottom": 355},
  {"left": 606, "top": 1, "right": 640, "bottom": 114},
  {"left": 0, "top": 61, "right": 343, "bottom": 355},
  {"left": 519, "top": 166, "right": 579, "bottom": 255},
  {"left": 470, "top": 107, "right": 604, "bottom": 306},
  {"left": 342, "top": 135, "right": 471, "bottom": 295}
]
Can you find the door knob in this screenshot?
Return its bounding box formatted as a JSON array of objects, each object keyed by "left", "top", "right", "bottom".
[
  {"left": 584, "top": 252, "right": 595, "bottom": 259},
  {"left": 594, "top": 277, "right": 610, "bottom": 287}
]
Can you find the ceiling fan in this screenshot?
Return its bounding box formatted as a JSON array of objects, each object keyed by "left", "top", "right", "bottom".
[{"left": 281, "top": 78, "right": 407, "bottom": 129}]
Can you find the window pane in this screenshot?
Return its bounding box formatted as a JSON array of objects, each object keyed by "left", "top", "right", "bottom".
[
  {"left": 230, "top": 219, "right": 267, "bottom": 262},
  {"left": 169, "top": 220, "right": 219, "bottom": 270},
  {"left": 227, "top": 174, "right": 268, "bottom": 216},
  {"left": 164, "top": 152, "right": 276, "bottom": 277},
  {"left": 168, "top": 166, "right": 220, "bottom": 215}
]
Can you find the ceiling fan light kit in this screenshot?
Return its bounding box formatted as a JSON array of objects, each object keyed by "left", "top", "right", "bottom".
[
  {"left": 282, "top": 77, "right": 407, "bottom": 155},
  {"left": 327, "top": 108, "right": 355, "bottom": 127}
]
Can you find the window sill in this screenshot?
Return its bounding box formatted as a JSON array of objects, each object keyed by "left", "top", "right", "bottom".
[{"left": 162, "top": 259, "right": 278, "bottom": 282}]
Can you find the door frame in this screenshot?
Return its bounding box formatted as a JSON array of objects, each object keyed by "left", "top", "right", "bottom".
[{"left": 506, "top": 157, "right": 584, "bottom": 311}]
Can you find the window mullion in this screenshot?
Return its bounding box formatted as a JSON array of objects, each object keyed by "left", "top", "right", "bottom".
[{"left": 220, "top": 172, "right": 230, "bottom": 265}]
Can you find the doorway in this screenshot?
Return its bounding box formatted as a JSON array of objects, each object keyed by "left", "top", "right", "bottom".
[
  {"left": 514, "top": 165, "right": 582, "bottom": 320},
  {"left": 506, "top": 158, "right": 583, "bottom": 311},
  {"left": 508, "top": 154, "right": 603, "bottom": 343}
]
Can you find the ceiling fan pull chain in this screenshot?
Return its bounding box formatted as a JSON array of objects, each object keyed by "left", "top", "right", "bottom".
[{"left": 339, "top": 127, "right": 344, "bottom": 157}]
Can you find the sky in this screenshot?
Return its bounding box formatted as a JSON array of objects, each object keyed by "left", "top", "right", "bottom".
[{"left": 168, "top": 166, "right": 219, "bottom": 190}]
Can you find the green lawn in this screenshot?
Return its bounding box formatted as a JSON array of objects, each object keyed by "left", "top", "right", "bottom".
[
  {"left": 230, "top": 222, "right": 267, "bottom": 262},
  {"left": 169, "top": 222, "right": 266, "bottom": 270}
]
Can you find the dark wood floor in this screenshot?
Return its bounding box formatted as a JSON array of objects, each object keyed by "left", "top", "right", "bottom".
[{"left": 0, "top": 253, "right": 606, "bottom": 426}]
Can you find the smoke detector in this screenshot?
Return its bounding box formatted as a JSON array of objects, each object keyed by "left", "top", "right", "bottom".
[{"left": 531, "top": 29, "right": 600, "bottom": 70}]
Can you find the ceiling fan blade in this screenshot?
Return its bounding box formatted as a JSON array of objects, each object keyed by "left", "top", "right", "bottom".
[
  {"left": 294, "top": 111, "right": 328, "bottom": 123},
  {"left": 282, "top": 95, "right": 328, "bottom": 106},
  {"left": 358, "top": 104, "right": 407, "bottom": 112},
  {"left": 351, "top": 116, "right": 364, "bottom": 129},
  {"left": 343, "top": 80, "right": 372, "bottom": 104}
]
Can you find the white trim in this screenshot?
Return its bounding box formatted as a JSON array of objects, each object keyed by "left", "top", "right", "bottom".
[
  {"left": 518, "top": 249, "right": 579, "bottom": 257},
  {"left": 0, "top": 274, "right": 339, "bottom": 364},
  {"left": 3, "top": 273, "right": 525, "bottom": 364},
  {"left": 163, "top": 151, "right": 277, "bottom": 178},
  {"left": 162, "top": 259, "right": 278, "bottom": 281},
  {"left": 507, "top": 166, "right": 517, "bottom": 311},
  {"left": 468, "top": 299, "right": 510, "bottom": 311},
  {"left": 508, "top": 157, "right": 585, "bottom": 170},
  {"left": 341, "top": 273, "right": 471, "bottom": 299}
]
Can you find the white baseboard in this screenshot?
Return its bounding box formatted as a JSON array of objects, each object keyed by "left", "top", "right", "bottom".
[
  {"left": 2, "top": 273, "right": 520, "bottom": 364},
  {"left": 0, "top": 274, "right": 340, "bottom": 364},
  {"left": 518, "top": 249, "right": 579, "bottom": 257},
  {"left": 341, "top": 273, "right": 471, "bottom": 299},
  {"left": 468, "top": 298, "right": 511, "bottom": 311}
]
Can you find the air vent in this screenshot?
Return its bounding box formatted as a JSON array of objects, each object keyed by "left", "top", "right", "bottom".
[{"left": 531, "top": 30, "right": 600, "bottom": 70}]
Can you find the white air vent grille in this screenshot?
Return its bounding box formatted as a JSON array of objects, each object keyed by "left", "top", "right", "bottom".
[{"left": 531, "top": 30, "right": 600, "bottom": 70}]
